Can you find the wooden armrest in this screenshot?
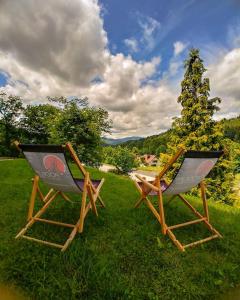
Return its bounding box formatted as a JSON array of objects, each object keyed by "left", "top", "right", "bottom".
[{"left": 135, "top": 174, "right": 159, "bottom": 192}]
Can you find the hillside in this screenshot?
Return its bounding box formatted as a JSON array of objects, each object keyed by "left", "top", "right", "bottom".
[
  {"left": 221, "top": 115, "right": 240, "bottom": 143},
  {"left": 103, "top": 136, "right": 142, "bottom": 145},
  {"left": 121, "top": 116, "right": 240, "bottom": 155}
]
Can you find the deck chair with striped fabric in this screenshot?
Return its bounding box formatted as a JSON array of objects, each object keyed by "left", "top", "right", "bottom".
[
  {"left": 14, "top": 141, "right": 105, "bottom": 251},
  {"left": 134, "top": 148, "right": 223, "bottom": 251}
]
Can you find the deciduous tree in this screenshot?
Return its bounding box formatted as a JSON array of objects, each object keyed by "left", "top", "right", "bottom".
[{"left": 0, "top": 92, "right": 23, "bottom": 155}]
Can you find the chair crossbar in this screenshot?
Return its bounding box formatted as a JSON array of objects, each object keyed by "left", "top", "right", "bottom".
[
  {"left": 21, "top": 235, "right": 64, "bottom": 249},
  {"left": 168, "top": 218, "right": 206, "bottom": 230},
  {"left": 35, "top": 218, "right": 75, "bottom": 228},
  {"left": 183, "top": 234, "right": 219, "bottom": 249}
]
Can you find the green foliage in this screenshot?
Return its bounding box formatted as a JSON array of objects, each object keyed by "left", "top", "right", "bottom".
[
  {"left": 103, "top": 146, "right": 138, "bottom": 173},
  {"left": 0, "top": 92, "right": 111, "bottom": 166},
  {"left": 121, "top": 131, "right": 170, "bottom": 155},
  {"left": 0, "top": 92, "right": 24, "bottom": 156},
  {"left": 222, "top": 115, "right": 240, "bottom": 143},
  {"left": 170, "top": 48, "right": 222, "bottom": 150},
  {"left": 1, "top": 159, "right": 240, "bottom": 299},
  {"left": 229, "top": 141, "right": 240, "bottom": 174},
  {"left": 164, "top": 49, "right": 235, "bottom": 204},
  {"left": 20, "top": 104, "right": 60, "bottom": 144},
  {"left": 48, "top": 96, "right": 111, "bottom": 166}
]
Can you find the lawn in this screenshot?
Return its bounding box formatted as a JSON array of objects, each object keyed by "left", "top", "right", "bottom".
[
  {"left": 137, "top": 165, "right": 163, "bottom": 172},
  {"left": 0, "top": 159, "right": 240, "bottom": 300}
]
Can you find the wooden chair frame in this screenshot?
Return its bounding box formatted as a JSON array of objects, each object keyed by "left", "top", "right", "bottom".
[
  {"left": 134, "top": 148, "right": 222, "bottom": 251},
  {"left": 14, "top": 141, "right": 105, "bottom": 252}
]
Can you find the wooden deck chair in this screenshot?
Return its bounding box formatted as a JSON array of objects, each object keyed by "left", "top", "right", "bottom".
[
  {"left": 134, "top": 148, "right": 224, "bottom": 251},
  {"left": 14, "top": 141, "right": 105, "bottom": 252}
]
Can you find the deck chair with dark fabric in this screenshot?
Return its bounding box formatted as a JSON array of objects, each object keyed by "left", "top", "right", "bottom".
[
  {"left": 134, "top": 148, "right": 223, "bottom": 251},
  {"left": 14, "top": 141, "right": 105, "bottom": 251}
]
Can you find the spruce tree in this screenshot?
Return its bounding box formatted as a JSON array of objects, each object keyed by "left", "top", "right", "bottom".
[{"left": 164, "top": 48, "right": 234, "bottom": 203}]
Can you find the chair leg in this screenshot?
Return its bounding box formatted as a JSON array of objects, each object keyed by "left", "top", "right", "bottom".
[
  {"left": 165, "top": 195, "right": 177, "bottom": 206},
  {"left": 78, "top": 192, "right": 87, "bottom": 233},
  {"left": 134, "top": 195, "right": 145, "bottom": 208},
  {"left": 200, "top": 181, "right": 209, "bottom": 221},
  {"left": 60, "top": 192, "right": 73, "bottom": 203},
  {"left": 145, "top": 197, "right": 162, "bottom": 224},
  {"left": 78, "top": 174, "right": 89, "bottom": 233},
  {"left": 43, "top": 188, "right": 54, "bottom": 203},
  {"left": 97, "top": 195, "right": 105, "bottom": 208},
  {"left": 156, "top": 177, "right": 166, "bottom": 234},
  {"left": 61, "top": 222, "right": 80, "bottom": 252},
  {"left": 37, "top": 186, "right": 45, "bottom": 202},
  {"left": 157, "top": 186, "right": 166, "bottom": 235},
  {"left": 87, "top": 184, "right": 98, "bottom": 217},
  {"left": 27, "top": 175, "right": 39, "bottom": 221}
]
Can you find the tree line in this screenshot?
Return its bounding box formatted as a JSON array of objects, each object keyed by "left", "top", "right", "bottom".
[
  {"left": 0, "top": 93, "right": 111, "bottom": 165},
  {"left": 121, "top": 118, "right": 240, "bottom": 155}
]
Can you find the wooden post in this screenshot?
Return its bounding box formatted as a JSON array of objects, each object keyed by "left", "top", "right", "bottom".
[
  {"left": 87, "top": 184, "right": 98, "bottom": 217},
  {"left": 145, "top": 198, "right": 161, "bottom": 224},
  {"left": 200, "top": 181, "right": 209, "bottom": 221},
  {"left": 158, "top": 147, "right": 185, "bottom": 179},
  {"left": 156, "top": 176, "right": 166, "bottom": 235},
  {"left": 43, "top": 188, "right": 54, "bottom": 203},
  {"left": 134, "top": 196, "right": 145, "bottom": 208},
  {"left": 65, "top": 142, "right": 86, "bottom": 176},
  {"left": 60, "top": 192, "right": 72, "bottom": 203},
  {"left": 78, "top": 172, "right": 89, "bottom": 233},
  {"left": 97, "top": 195, "right": 105, "bottom": 208},
  {"left": 66, "top": 142, "right": 99, "bottom": 195},
  {"left": 37, "top": 186, "right": 45, "bottom": 202},
  {"left": 27, "top": 175, "right": 39, "bottom": 221}
]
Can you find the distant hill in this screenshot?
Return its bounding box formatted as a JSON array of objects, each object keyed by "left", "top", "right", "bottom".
[
  {"left": 119, "top": 115, "right": 240, "bottom": 155},
  {"left": 103, "top": 136, "right": 142, "bottom": 145},
  {"left": 120, "top": 130, "right": 171, "bottom": 155},
  {"left": 221, "top": 115, "right": 240, "bottom": 143}
]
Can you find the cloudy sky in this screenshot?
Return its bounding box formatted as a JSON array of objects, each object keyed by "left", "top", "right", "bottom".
[{"left": 0, "top": 0, "right": 239, "bottom": 138}]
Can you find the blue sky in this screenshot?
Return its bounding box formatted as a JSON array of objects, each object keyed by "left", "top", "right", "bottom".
[
  {"left": 101, "top": 0, "right": 240, "bottom": 69},
  {"left": 0, "top": 0, "right": 239, "bottom": 137}
]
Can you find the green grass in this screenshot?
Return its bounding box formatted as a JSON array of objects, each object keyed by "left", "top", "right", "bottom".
[
  {"left": 137, "top": 165, "right": 163, "bottom": 172},
  {"left": 233, "top": 174, "right": 240, "bottom": 207},
  {"left": 0, "top": 159, "right": 240, "bottom": 300}
]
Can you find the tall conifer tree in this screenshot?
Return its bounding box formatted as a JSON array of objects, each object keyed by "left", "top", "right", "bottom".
[{"left": 165, "top": 48, "right": 233, "bottom": 203}]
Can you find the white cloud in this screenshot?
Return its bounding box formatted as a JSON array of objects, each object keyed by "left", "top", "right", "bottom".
[
  {"left": 123, "top": 14, "right": 160, "bottom": 54},
  {"left": 124, "top": 38, "right": 139, "bottom": 53},
  {"left": 84, "top": 54, "right": 180, "bottom": 138},
  {"left": 0, "top": 0, "right": 239, "bottom": 138},
  {"left": 173, "top": 41, "right": 187, "bottom": 56},
  {"left": 138, "top": 15, "right": 161, "bottom": 51},
  {"left": 207, "top": 48, "right": 240, "bottom": 119},
  {"left": 0, "top": 0, "right": 108, "bottom": 87}
]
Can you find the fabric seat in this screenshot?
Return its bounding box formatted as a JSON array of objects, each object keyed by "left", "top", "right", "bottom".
[{"left": 74, "top": 178, "right": 102, "bottom": 191}]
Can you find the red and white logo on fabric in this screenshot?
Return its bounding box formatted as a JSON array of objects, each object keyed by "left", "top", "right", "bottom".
[
  {"left": 196, "top": 160, "right": 215, "bottom": 176},
  {"left": 43, "top": 155, "right": 66, "bottom": 174}
]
